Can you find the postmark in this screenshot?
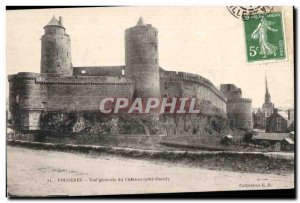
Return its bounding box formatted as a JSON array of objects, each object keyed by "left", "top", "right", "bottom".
[
  {"left": 243, "top": 12, "right": 286, "bottom": 62},
  {"left": 226, "top": 6, "right": 274, "bottom": 21}
]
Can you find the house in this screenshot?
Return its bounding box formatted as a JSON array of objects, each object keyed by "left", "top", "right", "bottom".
[
  {"left": 252, "top": 132, "right": 290, "bottom": 145},
  {"left": 266, "top": 108, "right": 294, "bottom": 133},
  {"left": 252, "top": 132, "right": 293, "bottom": 151},
  {"left": 253, "top": 108, "right": 266, "bottom": 129},
  {"left": 220, "top": 135, "right": 233, "bottom": 145}
]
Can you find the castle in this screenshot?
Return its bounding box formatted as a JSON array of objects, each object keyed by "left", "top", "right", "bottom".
[{"left": 8, "top": 16, "right": 253, "bottom": 133}]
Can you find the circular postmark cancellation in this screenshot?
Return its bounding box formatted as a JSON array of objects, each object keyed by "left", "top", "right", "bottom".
[{"left": 226, "top": 6, "right": 274, "bottom": 21}]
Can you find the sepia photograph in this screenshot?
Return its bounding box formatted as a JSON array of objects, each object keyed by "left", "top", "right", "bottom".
[{"left": 5, "top": 6, "right": 295, "bottom": 198}]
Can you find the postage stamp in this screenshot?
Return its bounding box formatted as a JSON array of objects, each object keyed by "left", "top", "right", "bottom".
[{"left": 244, "top": 12, "right": 286, "bottom": 62}]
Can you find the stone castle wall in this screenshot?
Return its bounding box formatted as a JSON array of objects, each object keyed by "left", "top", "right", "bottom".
[
  {"left": 9, "top": 69, "right": 228, "bottom": 131},
  {"left": 9, "top": 71, "right": 226, "bottom": 113},
  {"left": 220, "top": 84, "right": 253, "bottom": 131},
  {"left": 160, "top": 70, "right": 227, "bottom": 115},
  {"left": 8, "top": 73, "right": 47, "bottom": 131},
  {"left": 42, "top": 77, "right": 134, "bottom": 112},
  {"left": 8, "top": 16, "right": 252, "bottom": 133},
  {"left": 226, "top": 98, "right": 253, "bottom": 131},
  {"left": 8, "top": 73, "right": 135, "bottom": 131}
]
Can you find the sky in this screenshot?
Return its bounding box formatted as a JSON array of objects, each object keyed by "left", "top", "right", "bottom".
[{"left": 6, "top": 6, "right": 294, "bottom": 109}]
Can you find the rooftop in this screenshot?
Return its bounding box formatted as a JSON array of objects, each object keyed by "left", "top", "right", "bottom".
[
  {"left": 252, "top": 132, "right": 290, "bottom": 141},
  {"left": 278, "top": 110, "right": 289, "bottom": 120},
  {"left": 136, "top": 16, "right": 146, "bottom": 26},
  {"left": 283, "top": 137, "right": 294, "bottom": 144},
  {"left": 45, "top": 16, "right": 63, "bottom": 27}
]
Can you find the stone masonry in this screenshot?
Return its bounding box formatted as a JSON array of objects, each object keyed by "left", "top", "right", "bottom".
[{"left": 8, "top": 16, "right": 252, "bottom": 132}]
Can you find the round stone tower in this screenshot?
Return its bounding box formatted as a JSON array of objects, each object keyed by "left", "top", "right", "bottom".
[
  {"left": 41, "top": 16, "right": 72, "bottom": 76},
  {"left": 125, "top": 17, "right": 160, "bottom": 98}
]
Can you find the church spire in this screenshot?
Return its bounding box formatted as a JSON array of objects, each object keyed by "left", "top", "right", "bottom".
[{"left": 265, "top": 76, "right": 271, "bottom": 103}]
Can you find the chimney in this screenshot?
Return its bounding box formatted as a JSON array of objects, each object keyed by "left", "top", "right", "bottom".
[
  {"left": 288, "top": 109, "right": 290, "bottom": 120},
  {"left": 59, "top": 16, "right": 63, "bottom": 26},
  {"left": 273, "top": 108, "right": 278, "bottom": 114}
]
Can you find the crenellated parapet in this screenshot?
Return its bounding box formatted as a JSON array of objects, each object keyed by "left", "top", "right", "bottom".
[
  {"left": 9, "top": 72, "right": 135, "bottom": 86},
  {"left": 159, "top": 69, "right": 227, "bottom": 115},
  {"left": 8, "top": 72, "right": 43, "bottom": 82},
  {"left": 36, "top": 76, "right": 134, "bottom": 86},
  {"left": 227, "top": 98, "right": 252, "bottom": 103},
  {"left": 160, "top": 69, "right": 226, "bottom": 102}
]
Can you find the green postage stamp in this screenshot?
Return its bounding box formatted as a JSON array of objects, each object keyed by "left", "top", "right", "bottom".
[{"left": 244, "top": 12, "right": 286, "bottom": 62}]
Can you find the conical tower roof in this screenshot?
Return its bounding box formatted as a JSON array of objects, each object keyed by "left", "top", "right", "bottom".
[
  {"left": 45, "top": 15, "right": 63, "bottom": 27},
  {"left": 265, "top": 76, "right": 271, "bottom": 103},
  {"left": 136, "top": 16, "right": 146, "bottom": 26}
]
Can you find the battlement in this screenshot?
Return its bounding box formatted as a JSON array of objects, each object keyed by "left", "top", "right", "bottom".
[
  {"left": 8, "top": 72, "right": 65, "bottom": 82},
  {"left": 8, "top": 72, "right": 42, "bottom": 81},
  {"left": 227, "top": 98, "right": 252, "bottom": 104},
  {"left": 36, "top": 76, "right": 134, "bottom": 85},
  {"left": 161, "top": 70, "right": 214, "bottom": 86},
  {"left": 220, "top": 84, "right": 242, "bottom": 100},
  {"left": 160, "top": 70, "right": 226, "bottom": 101},
  {"left": 8, "top": 72, "right": 135, "bottom": 86}
]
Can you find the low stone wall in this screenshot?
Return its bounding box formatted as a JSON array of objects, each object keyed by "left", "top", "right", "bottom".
[{"left": 7, "top": 139, "right": 294, "bottom": 174}]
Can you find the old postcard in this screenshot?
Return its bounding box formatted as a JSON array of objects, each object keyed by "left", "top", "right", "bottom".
[{"left": 6, "top": 6, "right": 294, "bottom": 197}]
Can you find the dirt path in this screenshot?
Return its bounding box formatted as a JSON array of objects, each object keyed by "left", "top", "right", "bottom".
[{"left": 7, "top": 146, "right": 294, "bottom": 197}]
